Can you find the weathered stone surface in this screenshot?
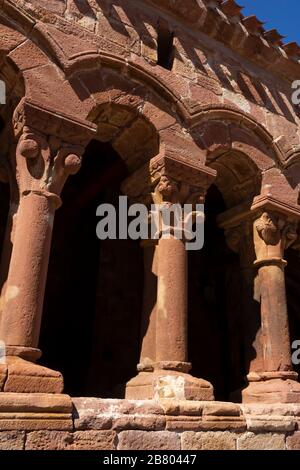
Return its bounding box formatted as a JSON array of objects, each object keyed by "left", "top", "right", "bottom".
[
  {"left": 0, "top": 392, "right": 73, "bottom": 431},
  {"left": 113, "top": 416, "right": 166, "bottom": 431},
  {"left": 0, "top": 365, "right": 7, "bottom": 391},
  {"left": 71, "top": 431, "right": 117, "bottom": 450},
  {"left": 200, "top": 417, "right": 247, "bottom": 432},
  {"left": 203, "top": 402, "right": 241, "bottom": 417},
  {"left": 237, "top": 432, "right": 286, "bottom": 450},
  {"left": 74, "top": 415, "right": 112, "bottom": 431},
  {"left": 242, "top": 404, "right": 295, "bottom": 416},
  {"left": 160, "top": 399, "right": 204, "bottom": 416},
  {"left": 125, "top": 370, "right": 214, "bottom": 401},
  {"left": 8, "top": 40, "right": 49, "bottom": 71},
  {"left": 245, "top": 416, "right": 295, "bottom": 433},
  {"left": 26, "top": 430, "right": 117, "bottom": 450},
  {"left": 0, "top": 393, "right": 72, "bottom": 413},
  {"left": 182, "top": 431, "right": 237, "bottom": 450},
  {"left": 26, "top": 431, "right": 72, "bottom": 450},
  {"left": 3, "top": 358, "right": 64, "bottom": 394},
  {"left": 166, "top": 417, "right": 202, "bottom": 431},
  {"left": 0, "top": 24, "right": 25, "bottom": 52},
  {"left": 286, "top": 432, "right": 300, "bottom": 450},
  {"left": 0, "top": 419, "right": 73, "bottom": 431},
  {"left": 0, "top": 431, "right": 25, "bottom": 450},
  {"left": 118, "top": 431, "right": 181, "bottom": 450},
  {"left": 241, "top": 379, "right": 300, "bottom": 404},
  {"left": 165, "top": 415, "right": 246, "bottom": 432}
]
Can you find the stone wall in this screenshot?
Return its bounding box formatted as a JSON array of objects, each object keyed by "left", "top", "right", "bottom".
[{"left": 0, "top": 398, "right": 300, "bottom": 450}]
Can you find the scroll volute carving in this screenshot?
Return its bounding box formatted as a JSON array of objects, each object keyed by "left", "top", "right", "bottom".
[
  {"left": 15, "top": 126, "right": 83, "bottom": 200},
  {"left": 254, "top": 211, "right": 297, "bottom": 261}
]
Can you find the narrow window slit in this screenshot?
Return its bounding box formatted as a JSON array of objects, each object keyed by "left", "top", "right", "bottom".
[{"left": 157, "top": 23, "right": 174, "bottom": 70}]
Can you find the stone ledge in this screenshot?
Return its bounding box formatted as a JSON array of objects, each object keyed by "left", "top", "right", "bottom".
[
  {"left": 0, "top": 397, "right": 299, "bottom": 448},
  {"left": 72, "top": 398, "right": 300, "bottom": 435},
  {"left": 0, "top": 393, "right": 73, "bottom": 431},
  {"left": 237, "top": 432, "right": 286, "bottom": 450}
]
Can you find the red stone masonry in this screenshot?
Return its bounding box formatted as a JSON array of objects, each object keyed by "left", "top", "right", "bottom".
[{"left": 1, "top": 0, "right": 300, "bottom": 451}]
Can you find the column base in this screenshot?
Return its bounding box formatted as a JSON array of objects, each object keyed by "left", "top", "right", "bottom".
[
  {"left": 125, "top": 362, "right": 214, "bottom": 401},
  {"left": 0, "top": 392, "right": 72, "bottom": 430},
  {"left": 233, "top": 371, "right": 300, "bottom": 404},
  {"left": 0, "top": 356, "right": 64, "bottom": 394}
]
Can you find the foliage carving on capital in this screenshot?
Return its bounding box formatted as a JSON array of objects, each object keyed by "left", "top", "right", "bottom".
[
  {"left": 253, "top": 211, "right": 298, "bottom": 263},
  {"left": 255, "top": 212, "right": 297, "bottom": 249}
]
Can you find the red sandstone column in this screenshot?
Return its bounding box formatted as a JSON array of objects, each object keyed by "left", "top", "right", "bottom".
[
  {"left": 219, "top": 197, "right": 300, "bottom": 403},
  {"left": 0, "top": 102, "right": 92, "bottom": 393},
  {"left": 139, "top": 241, "right": 158, "bottom": 368},
  {"left": 0, "top": 191, "right": 59, "bottom": 353},
  {"left": 242, "top": 206, "right": 300, "bottom": 403},
  {"left": 123, "top": 153, "right": 216, "bottom": 400},
  {"left": 252, "top": 211, "right": 293, "bottom": 373},
  {"left": 155, "top": 236, "right": 187, "bottom": 364}
]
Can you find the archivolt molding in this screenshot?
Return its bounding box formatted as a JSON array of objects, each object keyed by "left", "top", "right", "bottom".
[{"left": 190, "top": 106, "right": 285, "bottom": 169}]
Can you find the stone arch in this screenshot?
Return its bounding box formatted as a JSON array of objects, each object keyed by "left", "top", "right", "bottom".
[
  {"left": 78, "top": 66, "right": 179, "bottom": 132},
  {"left": 72, "top": 65, "right": 197, "bottom": 172},
  {"left": 190, "top": 110, "right": 299, "bottom": 207},
  {"left": 87, "top": 101, "right": 160, "bottom": 173}
]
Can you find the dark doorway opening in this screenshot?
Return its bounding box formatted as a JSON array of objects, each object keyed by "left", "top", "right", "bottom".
[
  {"left": 188, "top": 185, "right": 245, "bottom": 401},
  {"left": 40, "top": 140, "right": 144, "bottom": 397}
]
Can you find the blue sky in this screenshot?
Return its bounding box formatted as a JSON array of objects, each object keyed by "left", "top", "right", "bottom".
[{"left": 241, "top": 0, "right": 300, "bottom": 44}]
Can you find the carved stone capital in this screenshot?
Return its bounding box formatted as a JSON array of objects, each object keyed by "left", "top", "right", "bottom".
[
  {"left": 253, "top": 211, "right": 297, "bottom": 265},
  {"left": 11, "top": 99, "right": 96, "bottom": 203},
  {"left": 122, "top": 152, "right": 216, "bottom": 207},
  {"left": 255, "top": 212, "right": 297, "bottom": 249}
]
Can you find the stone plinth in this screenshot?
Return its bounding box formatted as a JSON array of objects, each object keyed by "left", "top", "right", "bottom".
[
  {"left": 125, "top": 368, "right": 214, "bottom": 401},
  {"left": 0, "top": 357, "right": 64, "bottom": 394}
]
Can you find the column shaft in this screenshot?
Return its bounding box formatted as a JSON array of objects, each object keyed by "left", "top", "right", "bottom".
[
  {"left": 156, "top": 236, "right": 187, "bottom": 363},
  {"left": 0, "top": 192, "right": 56, "bottom": 349},
  {"left": 258, "top": 263, "right": 291, "bottom": 371}
]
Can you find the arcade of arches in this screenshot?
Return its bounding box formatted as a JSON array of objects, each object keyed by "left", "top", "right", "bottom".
[{"left": 1, "top": 0, "right": 300, "bottom": 451}]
